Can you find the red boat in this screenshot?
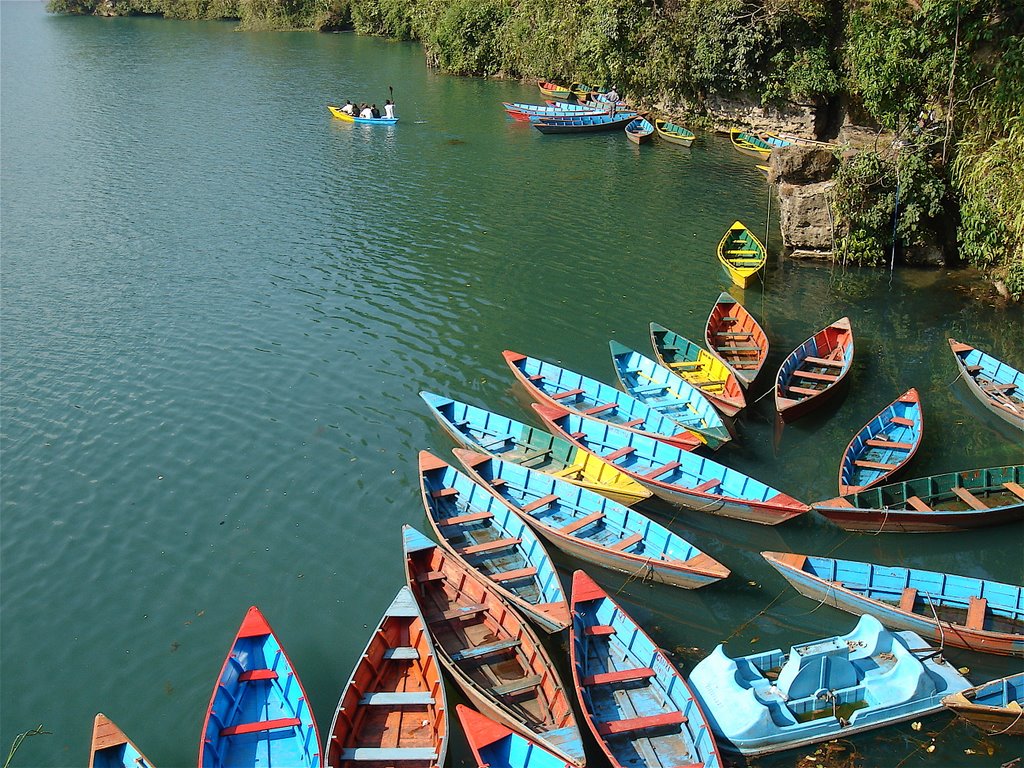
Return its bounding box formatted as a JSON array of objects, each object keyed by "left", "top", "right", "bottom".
[
  {"left": 704, "top": 292, "right": 769, "bottom": 389},
  {"left": 775, "top": 317, "right": 854, "bottom": 421}
]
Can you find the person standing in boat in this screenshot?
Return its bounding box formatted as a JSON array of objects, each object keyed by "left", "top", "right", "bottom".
[
  {"left": 340, "top": 100, "right": 355, "bottom": 115},
  {"left": 359, "top": 104, "right": 373, "bottom": 119},
  {"left": 605, "top": 86, "right": 620, "bottom": 116},
  {"left": 383, "top": 99, "right": 395, "bottom": 119}
]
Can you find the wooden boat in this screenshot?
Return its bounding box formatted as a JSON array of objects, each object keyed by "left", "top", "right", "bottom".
[
  {"left": 608, "top": 341, "right": 732, "bottom": 448},
  {"left": 418, "top": 450, "right": 570, "bottom": 633},
  {"left": 456, "top": 705, "right": 574, "bottom": 768},
  {"left": 688, "top": 614, "right": 971, "bottom": 756},
  {"left": 328, "top": 105, "right": 399, "bottom": 125},
  {"left": 624, "top": 117, "right": 654, "bottom": 144},
  {"left": 716, "top": 221, "right": 766, "bottom": 288},
  {"left": 948, "top": 338, "right": 1024, "bottom": 430},
  {"left": 326, "top": 587, "right": 448, "bottom": 768},
  {"left": 813, "top": 465, "right": 1024, "bottom": 532},
  {"left": 762, "top": 551, "right": 1024, "bottom": 657},
  {"left": 729, "top": 129, "right": 772, "bottom": 159},
  {"left": 648, "top": 323, "right": 746, "bottom": 417},
  {"left": 533, "top": 112, "right": 638, "bottom": 134},
  {"left": 570, "top": 83, "right": 596, "bottom": 101},
  {"left": 570, "top": 571, "right": 723, "bottom": 768},
  {"left": 755, "top": 164, "right": 770, "bottom": 177},
  {"left": 531, "top": 405, "right": 809, "bottom": 525},
  {"left": 199, "top": 606, "right": 321, "bottom": 768},
  {"left": 538, "top": 81, "right": 572, "bottom": 99},
  {"left": 419, "top": 391, "right": 651, "bottom": 506},
  {"left": 455, "top": 450, "right": 729, "bottom": 590},
  {"left": 401, "top": 526, "right": 585, "bottom": 766},
  {"left": 757, "top": 133, "right": 792, "bottom": 148},
  {"left": 703, "top": 292, "right": 769, "bottom": 388},
  {"left": 838, "top": 388, "right": 923, "bottom": 495},
  {"left": 90, "top": 714, "right": 154, "bottom": 768},
  {"left": 503, "top": 350, "right": 702, "bottom": 452},
  {"left": 942, "top": 673, "right": 1024, "bottom": 736},
  {"left": 654, "top": 118, "right": 695, "bottom": 147},
  {"left": 503, "top": 102, "right": 594, "bottom": 116},
  {"left": 774, "top": 317, "right": 854, "bottom": 422}
]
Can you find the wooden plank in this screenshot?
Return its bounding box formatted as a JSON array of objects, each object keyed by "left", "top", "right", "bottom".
[
  {"left": 440, "top": 511, "right": 493, "bottom": 526},
  {"left": 889, "top": 416, "right": 915, "bottom": 427},
  {"left": 458, "top": 538, "right": 521, "bottom": 556},
  {"left": 865, "top": 439, "right": 914, "bottom": 450},
  {"left": 804, "top": 355, "right": 844, "bottom": 368},
  {"left": 238, "top": 669, "right": 278, "bottom": 682},
  {"left": 441, "top": 603, "right": 486, "bottom": 622},
  {"left": 582, "top": 667, "right": 655, "bottom": 686},
  {"left": 360, "top": 692, "right": 435, "bottom": 706},
  {"left": 905, "top": 495, "right": 933, "bottom": 512},
  {"left": 431, "top": 487, "right": 459, "bottom": 499},
  {"left": 982, "top": 382, "right": 1018, "bottom": 393},
  {"left": 583, "top": 402, "right": 618, "bottom": 415},
  {"left": 520, "top": 494, "right": 559, "bottom": 514},
  {"left": 792, "top": 369, "right": 839, "bottom": 382},
  {"left": 584, "top": 625, "right": 616, "bottom": 637},
  {"left": 490, "top": 566, "right": 538, "bottom": 583},
  {"left": 560, "top": 511, "right": 605, "bottom": 534},
  {"left": 717, "top": 345, "right": 760, "bottom": 351},
  {"left": 853, "top": 459, "right": 899, "bottom": 471},
  {"left": 691, "top": 478, "right": 722, "bottom": 494},
  {"left": 621, "top": 418, "right": 645, "bottom": 428},
  {"left": 416, "top": 571, "right": 446, "bottom": 584},
  {"left": 966, "top": 596, "right": 987, "bottom": 630},
  {"left": 605, "top": 446, "right": 637, "bottom": 461},
  {"left": 450, "top": 638, "right": 520, "bottom": 662},
  {"left": 1003, "top": 482, "right": 1024, "bottom": 500},
  {"left": 341, "top": 748, "right": 439, "bottom": 762},
  {"left": 642, "top": 461, "right": 680, "bottom": 479},
  {"left": 383, "top": 647, "right": 419, "bottom": 661},
  {"left": 952, "top": 486, "right": 989, "bottom": 510},
  {"left": 899, "top": 587, "right": 917, "bottom": 612},
  {"left": 596, "top": 712, "right": 686, "bottom": 736},
  {"left": 491, "top": 675, "right": 543, "bottom": 696},
  {"left": 715, "top": 331, "right": 753, "bottom": 337},
  {"left": 220, "top": 718, "right": 301, "bottom": 737},
  {"left": 551, "top": 388, "right": 585, "bottom": 401},
  {"left": 788, "top": 385, "right": 824, "bottom": 397},
  {"left": 608, "top": 533, "right": 643, "bottom": 552}
]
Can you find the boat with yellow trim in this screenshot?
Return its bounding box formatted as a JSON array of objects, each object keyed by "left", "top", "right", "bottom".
[{"left": 717, "top": 221, "right": 766, "bottom": 288}]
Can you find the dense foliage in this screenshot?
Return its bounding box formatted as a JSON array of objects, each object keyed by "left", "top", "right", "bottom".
[{"left": 47, "top": 0, "right": 1024, "bottom": 297}]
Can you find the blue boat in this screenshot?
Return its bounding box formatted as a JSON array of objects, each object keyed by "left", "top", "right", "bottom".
[
  {"left": 775, "top": 317, "right": 855, "bottom": 422},
  {"left": 609, "top": 341, "right": 731, "bottom": 450},
  {"left": 90, "top": 714, "right": 153, "bottom": 768},
  {"left": 949, "top": 338, "right": 1024, "bottom": 430},
  {"left": 503, "top": 101, "right": 595, "bottom": 115},
  {"left": 503, "top": 350, "right": 703, "bottom": 452},
  {"left": 454, "top": 450, "right": 729, "bottom": 590},
  {"left": 457, "top": 705, "right": 574, "bottom": 768},
  {"left": 571, "top": 571, "right": 723, "bottom": 768},
  {"left": 200, "top": 605, "right": 321, "bottom": 768},
  {"left": 624, "top": 117, "right": 654, "bottom": 144},
  {"left": 532, "top": 404, "right": 809, "bottom": 525},
  {"left": 838, "top": 388, "right": 923, "bottom": 495},
  {"left": 328, "top": 105, "right": 398, "bottom": 125},
  {"left": 533, "top": 112, "right": 638, "bottom": 134},
  {"left": 762, "top": 551, "right": 1024, "bottom": 657},
  {"left": 758, "top": 133, "right": 792, "bottom": 148},
  {"left": 419, "top": 391, "right": 652, "bottom": 506},
  {"left": 943, "top": 672, "right": 1024, "bottom": 736},
  {"left": 402, "top": 526, "right": 585, "bottom": 766},
  {"left": 418, "top": 450, "right": 570, "bottom": 633},
  {"left": 687, "top": 614, "right": 973, "bottom": 756}
]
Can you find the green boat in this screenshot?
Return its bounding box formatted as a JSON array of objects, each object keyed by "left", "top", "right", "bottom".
[
  {"left": 730, "top": 129, "right": 772, "bottom": 158},
  {"left": 655, "top": 118, "right": 696, "bottom": 147}
]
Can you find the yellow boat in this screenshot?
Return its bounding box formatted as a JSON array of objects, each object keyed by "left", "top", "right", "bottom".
[
  {"left": 538, "top": 80, "right": 572, "bottom": 99},
  {"left": 327, "top": 105, "right": 399, "bottom": 125},
  {"left": 717, "top": 220, "right": 767, "bottom": 288}
]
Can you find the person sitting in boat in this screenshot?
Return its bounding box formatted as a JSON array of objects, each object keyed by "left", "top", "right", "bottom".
[
  {"left": 370, "top": 103, "right": 381, "bottom": 118},
  {"left": 340, "top": 100, "right": 355, "bottom": 115},
  {"left": 359, "top": 104, "right": 373, "bottom": 119},
  {"left": 383, "top": 99, "right": 395, "bottom": 119}
]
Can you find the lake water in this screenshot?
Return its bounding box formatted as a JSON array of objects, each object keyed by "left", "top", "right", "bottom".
[{"left": 2, "top": 3, "right": 1022, "bottom": 766}]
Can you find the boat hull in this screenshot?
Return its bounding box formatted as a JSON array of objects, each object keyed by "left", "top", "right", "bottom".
[
  {"left": 837, "top": 388, "right": 923, "bottom": 495},
  {"left": 654, "top": 119, "right": 695, "bottom": 146},
  {"left": 949, "top": 338, "right": 1024, "bottom": 430},
  {"left": 774, "top": 317, "right": 854, "bottom": 422},
  {"left": 942, "top": 673, "right": 1024, "bottom": 736},
  {"left": 704, "top": 292, "right": 769, "bottom": 389},
  {"left": 328, "top": 105, "right": 398, "bottom": 125},
  {"left": 717, "top": 221, "right": 766, "bottom": 289},
  {"left": 763, "top": 551, "right": 1024, "bottom": 657}
]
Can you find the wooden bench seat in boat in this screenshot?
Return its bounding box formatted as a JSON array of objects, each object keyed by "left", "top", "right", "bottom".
[
  {"left": 787, "top": 385, "right": 825, "bottom": 397},
  {"left": 853, "top": 459, "right": 900, "bottom": 471},
  {"left": 1004, "top": 482, "right": 1024, "bottom": 499},
  {"left": 793, "top": 369, "right": 838, "bottom": 382},
  {"left": 596, "top": 712, "right": 687, "bottom": 736},
  {"left": 491, "top": 675, "right": 543, "bottom": 696},
  {"left": 865, "top": 439, "right": 914, "bottom": 450},
  {"left": 451, "top": 638, "right": 521, "bottom": 662},
  {"left": 360, "top": 691, "right": 434, "bottom": 706},
  {"left": 416, "top": 571, "right": 446, "bottom": 584},
  {"left": 632, "top": 383, "right": 670, "bottom": 395},
  {"left": 620, "top": 418, "right": 645, "bottom": 428},
  {"left": 726, "top": 249, "right": 759, "bottom": 255},
  {"left": 803, "top": 355, "right": 844, "bottom": 368},
  {"left": 528, "top": 374, "right": 545, "bottom": 382},
  {"left": 899, "top": 587, "right": 917, "bottom": 612},
  {"left": 715, "top": 331, "right": 754, "bottom": 337},
  {"left": 459, "top": 538, "right": 521, "bottom": 556},
  {"left": 431, "top": 487, "right": 460, "bottom": 499},
  {"left": 383, "top": 647, "right": 419, "bottom": 661},
  {"left": 582, "top": 667, "right": 655, "bottom": 686},
  {"left": 440, "top": 511, "right": 493, "bottom": 526},
  {"left": 340, "top": 748, "right": 439, "bottom": 762},
  {"left": 560, "top": 512, "right": 605, "bottom": 534},
  {"left": 584, "top": 403, "right": 618, "bottom": 415},
  {"left": 952, "top": 486, "right": 989, "bottom": 510},
  {"left": 551, "top": 388, "right": 585, "bottom": 401},
  {"left": 608, "top": 533, "right": 643, "bottom": 552},
  {"left": 643, "top": 461, "right": 680, "bottom": 480},
  {"left": 982, "top": 382, "right": 1018, "bottom": 393},
  {"left": 480, "top": 434, "right": 516, "bottom": 451},
  {"left": 905, "top": 496, "right": 933, "bottom": 512},
  {"left": 490, "top": 567, "right": 538, "bottom": 583},
  {"left": 238, "top": 669, "right": 277, "bottom": 682},
  {"left": 668, "top": 361, "right": 703, "bottom": 369},
  {"left": 889, "top": 416, "right": 915, "bottom": 427},
  {"left": 717, "top": 345, "right": 760, "bottom": 352},
  {"left": 441, "top": 603, "right": 487, "bottom": 622},
  {"left": 584, "top": 625, "right": 616, "bottom": 637},
  {"left": 521, "top": 494, "right": 559, "bottom": 514},
  {"left": 220, "top": 717, "right": 301, "bottom": 737},
  {"left": 605, "top": 447, "right": 636, "bottom": 461},
  {"left": 966, "top": 596, "right": 987, "bottom": 630},
  {"left": 691, "top": 478, "right": 722, "bottom": 494}
]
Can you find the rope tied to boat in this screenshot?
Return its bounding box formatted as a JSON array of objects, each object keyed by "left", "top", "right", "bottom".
[{"left": 986, "top": 705, "right": 1024, "bottom": 736}]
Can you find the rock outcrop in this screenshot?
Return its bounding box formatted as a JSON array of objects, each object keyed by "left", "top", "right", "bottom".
[{"left": 770, "top": 146, "right": 839, "bottom": 259}]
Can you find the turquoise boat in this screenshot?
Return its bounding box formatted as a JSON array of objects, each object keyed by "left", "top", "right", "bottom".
[
  {"left": 533, "top": 112, "right": 638, "bottom": 134},
  {"left": 454, "top": 449, "right": 730, "bottom": 590},
  {"left": 418, "top": 450, "right": 570, "bottom": 633},
  {"left": 571, "top": 571, "right": 723, "bottom": 768},
  {"left": 457, "top": 705, "right": 573, "bottom": 768},
  {"left": 199, "top": 606, "right": 321, "bottom": 768},
  {"left": 532, "top": 404, "right": 809, "bottom": 525},
  {"left": 762, "top": 551, "right": 1024, "bottom": 657},
  {"left": 949, "top": 338, "right": 1024, "bottom": 430},
  {"left": 688, "top": 614, "right": 973, "bottom": 756},
  {"left": 838, "top": 388, "right": 923, "bottom": 495},
  {"left": 419, "top": 391, "right": 653, "bottom": 506},
  {"left": 503, "top": 350, "right": 703, "bottom": 452},
  {"left": 943, "top": 673, "right": 1024, "bottom": 736},
  {"left": 608, "top": 341, "right": 731, "bottom": 450}
]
